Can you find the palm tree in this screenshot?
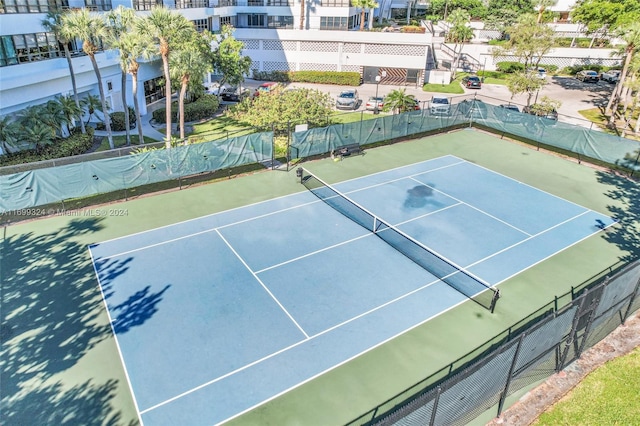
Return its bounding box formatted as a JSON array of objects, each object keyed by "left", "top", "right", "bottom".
[
  {"left": 17, "top": 105, "right": 47, "bottom": 129},
  {"left": 105, "top": 6, "right": 136, "bottom": 146},
  {"left": 383, "top": 88, "right": 417, "bottom": 114},
  {"left": 55, "top": 94, "right": 83, "bottom": 135},
  {"left": 20, "top": 122, "right": 55, "bottom": 154},
  {"left": 42, "top": 9, "right": 86, "bottom": 135},
  {"left": 534, "top": 0, "right": 558, "bottom": 24},
  {"left": 137, "top": 6, "right": 193, "bottom": 148},
  {"left": 0, "top": 117, "right": 21, "bottom": 154},
  {"left": 169, "top": 29, "right": 214, "bottom": 141},
  {"left": 44, "top": 99, "right": 69, "bottom": 137},
  {"left": 82, "top": 94, "right": 103, "bottom": 126},
  {"left": 605, "top": 23, "right": 640, "bottom": 124},
  {"left": 62, "top": 9, "right": 115, "bottom": 149},
  {"left": 351, "top": 0, "right": 379, "bottom": 31},
  {"left": 299, "top": 0, "right": 305, "bottom": 30},
  {"left": 111, "top": 30, "right": 155, "bottom": 146}
]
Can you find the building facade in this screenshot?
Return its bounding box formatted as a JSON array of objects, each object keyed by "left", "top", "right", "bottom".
[{"left": 0, "top": 0, "right": 433, "bottom": 121}]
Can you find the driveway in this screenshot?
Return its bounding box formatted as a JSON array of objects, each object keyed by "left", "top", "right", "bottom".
[{"left": 243, "top": 76, "right": 615, "bottom": 129}]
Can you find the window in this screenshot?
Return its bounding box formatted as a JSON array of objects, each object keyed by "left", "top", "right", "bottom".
[
  {"left": 0, "top": 0, "right": 68, "bottom": 13},
  {"left": 176, "top": 0, "right": 208, "bottom": 8},
  {"left": 134, "top": 0, "right": 163, "bottom": 11},
  {"left": 218, "top": 0, "right": 236, "bottom": 6},
  {"left": 248, "top": 0, "right": 263, "bottom": 5},
  {"left": 85, "top": 0, "right": 113, "bottom": 11},
  {"left": 0, "top": 36, "right": 19, "bottom": 66},
  {"left": 267, "top": 0, "right": 290, "bottom": 5},
  {"left": 267, "top": 16, "right": 293, "bottom": 29},
  {"left": 144, "top": 77, "right": 165, "bottom": 105},
  {"left": 320, "top": 0, "right": 350, "bottom": 6},
  {"left": 247, "top": 14, "right": 265, "bottom": 27},
  {"left": 220, "top": 16, "right": 236, "bottom": 27},
  {"left": 320, "top": 16, "right": 347, "bottom": 30},
  {"left": 192, "top": 19, "right": 211, "bottom": 32},
  {"left": 6, "top": 32, "right": 62, "bottom": 65},
  {"left": 107, "top": 81, "right": 113, "bottom": 91}
]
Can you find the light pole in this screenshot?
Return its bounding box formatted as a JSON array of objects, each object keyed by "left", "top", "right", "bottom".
[{"left": 374, "top": 70, "right": 386, "bottom": 115}]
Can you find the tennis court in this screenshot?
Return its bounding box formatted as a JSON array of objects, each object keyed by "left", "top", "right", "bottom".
[{"left": 88, "top": 154, "right": 615, "bottom": 425}]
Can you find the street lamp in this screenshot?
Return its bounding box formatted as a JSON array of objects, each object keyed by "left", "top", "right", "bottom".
[{"left": 374, "top": 70, "right": 387, "bottom": 115}]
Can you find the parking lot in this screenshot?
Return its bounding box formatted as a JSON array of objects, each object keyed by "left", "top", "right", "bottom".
[{"left": 240, "top": 76, "right": 615, "bottom": 129}]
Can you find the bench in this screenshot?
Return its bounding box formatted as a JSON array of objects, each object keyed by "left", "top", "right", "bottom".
[{"left": 332, "top": 143, "right": 363, "bottom": 160}]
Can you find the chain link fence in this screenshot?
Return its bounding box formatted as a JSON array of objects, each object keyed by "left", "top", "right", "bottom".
[{"left": 347, "top": 260, "right": 640, "bottom": 426}]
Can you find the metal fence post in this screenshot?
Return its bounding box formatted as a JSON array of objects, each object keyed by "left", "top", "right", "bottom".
[
  {"left": 622, "top": 274, "right": 640, "bottom": 322},
  {"left": 557, "top": 294, "right": 588, "bottom": 372},
  {"left": 497, "top": 334, "right": 525, "bottom": 417},
  {"left": 428, "top": 386, "right": 442, "bottom": 426},
  {"left": 286, "top": 121, "right": 291, "bottom": 172}
]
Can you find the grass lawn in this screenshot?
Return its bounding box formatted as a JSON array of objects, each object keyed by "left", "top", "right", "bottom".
[
  {"left": 477, "top": 70, "right": 509, "bottom": 85},
  {"left": 423, "top": 80, "right": 465, "bottom": 94},
  {"left": 578, "top": 108, "right": 640, "bottom": 141},
  {"left": 533, "top": 347, "right": 640, "bottom": 425},
  {"left": 331, "top": 110, "right": 384, "bottom": 124},
  {"left": 95, "top": 135, "right": 161, "bottom": 152},
  {"left": 189, "top": 115, "right": 255, "bottom": 142}
]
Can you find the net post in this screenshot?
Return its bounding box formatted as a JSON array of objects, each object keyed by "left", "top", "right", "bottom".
[{"left": 490, "top": 289, "right": 500, "bottom": 313}]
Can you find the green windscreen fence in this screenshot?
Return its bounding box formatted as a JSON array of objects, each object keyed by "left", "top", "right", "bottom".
[
  {"left": 0, "top": 132, "right": 273, "bottom": 213},
  {"left": 291, "top": 101, "right": 640, "bottom": 172},
  {"left": 2, "top": 99, "right": 640, "bottom": 213},
  {"left": 291, "top": 110, "right": 467, "bottom": 158}
]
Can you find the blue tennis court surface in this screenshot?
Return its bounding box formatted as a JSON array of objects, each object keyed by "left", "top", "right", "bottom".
[{"left": 88, "top": 155, "right": 615, "bottom": 425}]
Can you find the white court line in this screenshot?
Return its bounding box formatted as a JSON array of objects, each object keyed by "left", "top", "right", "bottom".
[
  {"left": 87, "top": 247, "right": 145, "bottom": 426},
  {"left": 254, "top": 201, "right": 466, "bottom": 275},
  {"left": 89, "top": 156, "right": 463, "bottom": 250},
  {"left": 408, "top": 176, "right": 533, "bottom": 236},
  {"left": 96, "top": 198, "right": 322, "bottom": 260},
  {"left": 215, "top": 229, "right": 310, "bottom": 339},
  {"left": 468, "top": 211, "right": 617, "bottom": 288},
  {"left": 255, "top": 233, "right": 372, "bottom": 274},
  {"left": 335, "top": 159, "right": 467, "bottom": 197},
  {"left": 139, "top": 273, "right": 448, "bottom": 417},
  {"left": 460, "top": 158, "right": 618, "bottom": 217}
]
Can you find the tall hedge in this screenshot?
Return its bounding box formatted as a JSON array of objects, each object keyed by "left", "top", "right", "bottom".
[
  {"left": 152, "top": 94, "right": 220, "bottom": 124},
  {"left": 252, "top": 71, "right": 361, "bottom": 86}
]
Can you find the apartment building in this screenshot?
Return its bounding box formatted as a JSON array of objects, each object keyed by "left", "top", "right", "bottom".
[{"left": 0, "top": 0, "right": 431, "bottom": 121}]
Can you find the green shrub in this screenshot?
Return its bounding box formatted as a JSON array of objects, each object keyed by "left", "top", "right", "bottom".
[
  {"left": 538, "top": 64, "right": 558, "bottom": 73},
  {"left": 110, "top": 107, "right": 137, "bottom": 131},
  {"left": 0, "top": 127, "right": 95, "bottom": 166},
  {"left": 152, "top": 94, "right": 220, "bottom": 124},
  {"left": 561, "top": 64, "right": 607, "bottom": 75},
  {"left": 496, "top": 61, "right": 525, "bottom": 73},
  {"left": 252, "top": 70, "right": 361, "bottom": 86}
]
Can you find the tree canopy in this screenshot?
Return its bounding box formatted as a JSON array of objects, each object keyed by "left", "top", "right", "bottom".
[
  {"left": 571, "top": 0, "right": 640, "bottom": 33},
  {"left": 225, "top": 88, "right": 333, "bottom": 132},
  {"left": 212, "top": 25, "right": 252, "bottom": 89}
]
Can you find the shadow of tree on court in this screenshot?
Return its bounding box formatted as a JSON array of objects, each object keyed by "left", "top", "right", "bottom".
[
  {"left": 111, "top": 284, "right": 171, "bottom": 334},
  {"left": 0, "top": 218, "right": 137, "bottom": 424},
  {"left": 596, "top": 171, "right": 640, "bottom": 262},
  {"left": 3, "top": 379, "right": 136, "bottom": 426}
]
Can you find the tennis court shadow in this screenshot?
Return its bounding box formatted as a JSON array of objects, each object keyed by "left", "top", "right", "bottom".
[
  {"left": 110, "top": 284, "right": 172, "bottom": 334},
  {"left": 0, "top": 218, "right": 135, "bottom": 424},
  {"left": 596, "top": 171, "right": 640, "bottom": 261},
  {"left": 1, "top": 378, "right": 135, "bottom": 426}
]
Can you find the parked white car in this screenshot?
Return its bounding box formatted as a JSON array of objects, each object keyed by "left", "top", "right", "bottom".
[
  {"left": 429, "top": 96, "right": 451, "bottom": 115},
  {"left": 600, "top": 70, "right": 621, "bottom": 83}
]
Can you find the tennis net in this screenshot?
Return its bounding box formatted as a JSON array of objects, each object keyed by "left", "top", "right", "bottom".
[{"left": 300, "top": 168, "right": 500, "bottom": 313}]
